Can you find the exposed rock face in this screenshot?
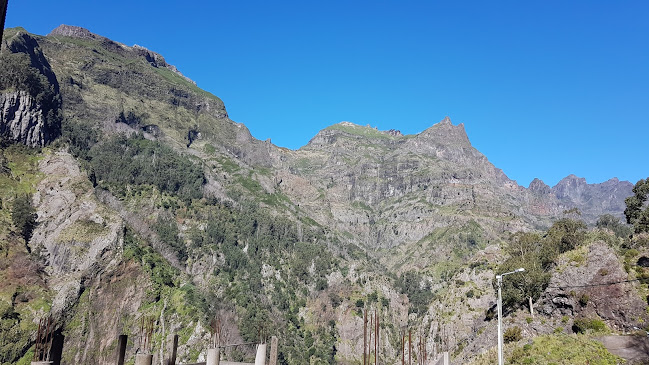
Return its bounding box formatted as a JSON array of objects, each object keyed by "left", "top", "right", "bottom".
[
  {"left": 529, "top": 178, "right": 551, "bottom": 195},
  {"left": 539, "top": 241, "right": 648, "bottom": 331},
  {"left": 551, "top": 176, "right": 633, "bottom": 221},
  {"left": 1, "top": 31, "right": 61, "bottom": 146},
  {"left": 0, "top": 91, "right": 52, "bottom": 146},
  {"left": 48, "top": 24, "right": 99, "bottom": 40},
  {"left": 30, "top": 152, "right": 124, "bottom": 314}
]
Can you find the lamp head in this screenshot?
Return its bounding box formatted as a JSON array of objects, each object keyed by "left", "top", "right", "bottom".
[{"left": 516, "top": 268, "right": 525, "bottom": 272}]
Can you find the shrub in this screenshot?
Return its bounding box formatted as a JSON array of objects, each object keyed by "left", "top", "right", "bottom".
[
  {"left": 503, "top": 326, "right": 522, "bottom": 343},
  {"left": 572, "top": 318, "right": 607, "bottom": 334}
]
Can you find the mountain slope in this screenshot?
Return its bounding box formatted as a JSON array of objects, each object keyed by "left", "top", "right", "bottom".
[{"left": 0, "top": 25, "right": 643, "bottom": 365}]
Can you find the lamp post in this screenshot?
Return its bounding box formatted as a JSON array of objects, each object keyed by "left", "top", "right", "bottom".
[{"left": 496, "top": 268, "right": 524, "bottom": 365}]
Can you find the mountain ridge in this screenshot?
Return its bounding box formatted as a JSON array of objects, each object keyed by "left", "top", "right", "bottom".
[{"left": 0, "top": 25, "right": 644, "bottom": 365}]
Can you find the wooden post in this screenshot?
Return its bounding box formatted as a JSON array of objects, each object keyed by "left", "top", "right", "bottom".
[
  {"left": 401, "top": 332, "right": 405, "bottom": 365},
  {"left": 375, "top": 311, "right": 378, "bottom": 365},
  {"left": 269, "top": 336, "right": 278, "bottom": 365},
  {"left": 529, "top": 296, "right": 534, "bottom": 317},
  {"left": 363, "top": 310, "right": 367, "bottom": 365},
  {"left": 116, "top": 335, "right": 127, "bottom": 365},
  {"left": 168, "top": 334, "right": 178, "bottom": 365},
  {"left": 408, "top": 329, "right": 412, "bottom": 365}
]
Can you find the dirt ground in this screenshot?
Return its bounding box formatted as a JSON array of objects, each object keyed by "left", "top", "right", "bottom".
[{"left": 597, "top": 335, "right": 649, "bottom": 364}]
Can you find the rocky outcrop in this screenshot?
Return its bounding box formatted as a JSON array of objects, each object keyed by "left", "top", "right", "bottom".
[
  {"left": 30, "top": 152, "right": 124, "bottom": 314},
  {"left": 0, "top": 91, "right": 53, "bottom": 146},
  {"left": 48, "top": 24, "right": 99, "bottom": 40},
  {"left": 529, "top": 178, "right": 551, "bottom": 195},
  {"left": 539, "top": 241, "right": 648, "bottom": 331},
  {"left": 1, "top": 31, "right": 61, "bottom": 146}
]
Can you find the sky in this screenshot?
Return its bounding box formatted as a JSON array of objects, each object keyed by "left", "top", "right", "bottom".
[{"left": 5, "top": 0, "right": 648, "bottom": 187}]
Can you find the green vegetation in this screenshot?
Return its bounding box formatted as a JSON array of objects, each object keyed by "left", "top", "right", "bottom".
[
  {"left": 625, "top": 178, "right": 649, "bottom": 234},
  {"left": 508, "top": 334, "right": 620, "bottom": 364},
  {"left": 572, "top": 317, "right": 608, "bottom": 334},
  {"left": 89, "top": 133, "right": 205, "bottom": 202},
  {"left": 469, "top": 334, "right": 623, "bottom": 365},
  {"left": 154, "top": 215, "right": 187, "bottom": 262},
  {"left": 596, "top": 214, "right": 632, "bottom": 239},
  {"left": 395, "top": 270, "right": 434, "bottom": 315},
  {"left": 497, "top": 218, "right": 588, "bottom": 311},
  {"left": 11, "top": 194, "right": 36, "bottom": 242},
  {"left": 0, "top": 147, "right": 50, "bottom": 365},
  {"left": 503, "top": 326, "right": 522, "bottom": 343}
]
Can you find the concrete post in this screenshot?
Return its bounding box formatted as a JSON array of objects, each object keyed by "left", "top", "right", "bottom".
[
  {"left": 269, "top": 336, "right": 278, "bottom": 365},
  {"left": 206, "top": 348, "right": 220, "bottom": 365},
  {"left": 135, "top": 354, "right": 153, "bottom": 365},
  {"left": 255, "top": 344, "right": 267, "bottom": 365},
  {"left": 116, "top": 335, "right": 127, "bottom": 365},
  {"left": 529, "top": 296, "right": 534, "bottom": 317},
  {"left": 442, "top": 351, "right": 449, "bottom": 365}
]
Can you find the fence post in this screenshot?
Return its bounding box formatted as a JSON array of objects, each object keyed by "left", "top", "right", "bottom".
[{"left": 116, "top": 335, "right": 127, "bottom": 365}]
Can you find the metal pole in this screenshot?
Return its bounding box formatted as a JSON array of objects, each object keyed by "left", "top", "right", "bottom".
[{"left": 497, "top": 275, "right": 503, "bottom": 365}]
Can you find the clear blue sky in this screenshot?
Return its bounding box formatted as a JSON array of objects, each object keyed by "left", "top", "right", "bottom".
[{"left": 5, "top": 0, "right": 648, "bottom": 187}]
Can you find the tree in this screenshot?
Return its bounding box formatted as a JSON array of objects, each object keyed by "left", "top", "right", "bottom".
[
  {"left": 625, "top": 178, "right": 649, "bottom": 234},
  {"left": 596, "top": 214, "right": 632, "bottom": 238},
  {"left": 11, "top": 194, "right": 36, "bottom": 242}
]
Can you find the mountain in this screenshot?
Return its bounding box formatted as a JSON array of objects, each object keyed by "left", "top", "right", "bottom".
[{"left": 0, "top": 25, "right": 645, "bottom": 365}]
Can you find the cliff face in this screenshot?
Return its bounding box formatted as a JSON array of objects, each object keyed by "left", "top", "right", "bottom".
[
  {"left": 0, "top": 30, "right": 61, "bottom": 146},
  {"left": 0, "top": 91, "right": 52, "bottom": 146}
]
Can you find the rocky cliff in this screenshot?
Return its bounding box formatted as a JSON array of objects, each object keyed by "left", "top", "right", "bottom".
[{"left": 0, "top": 29, "right": 61, "bottom": 146}]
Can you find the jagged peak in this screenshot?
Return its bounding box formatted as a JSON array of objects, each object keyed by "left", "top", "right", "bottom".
[
  {"left": 554, "top": 174, "right": 587, "bottom": 187},
  {"left": 418, "top": 116, "right": 470, "bottom": 145},
  {"left": 528, "top": 178, "right": 551, "bottom": 194}
]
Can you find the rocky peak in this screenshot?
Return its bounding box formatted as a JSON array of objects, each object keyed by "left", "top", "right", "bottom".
[
  {"left": 529, "top": 178, "right": 551, "bottom": 195},
  {"left": 552, "top": 174, "right": 588, "bottom": 200},
  {"left": 48, "top": 24, "right": 99, "bottom": 40},
  {"left": 549, "top": 175, "right": 633, "bottom": 221},
  {"left": 418, "top": 117, "right": 470, "bottom": 145}
]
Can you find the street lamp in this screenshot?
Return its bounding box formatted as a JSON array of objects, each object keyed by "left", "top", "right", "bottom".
[{"left": 496, "top": 268, "right": 524, "bottom": 365}]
